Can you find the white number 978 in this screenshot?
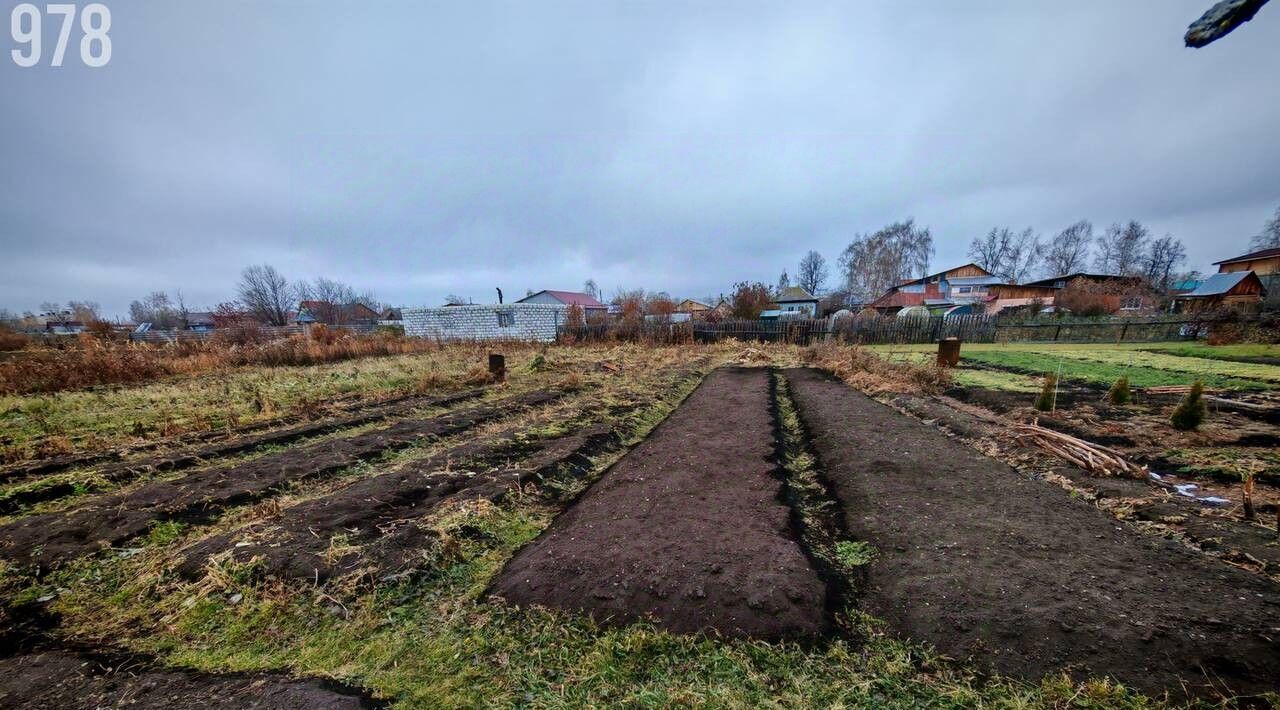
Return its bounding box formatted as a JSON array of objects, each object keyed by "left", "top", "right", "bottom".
[{"left": 10, "top": 3, "right": 111, "bottom": 67}]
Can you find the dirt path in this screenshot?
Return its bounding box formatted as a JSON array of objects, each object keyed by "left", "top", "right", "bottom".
[
  {"left": 0, "top": 391, "right": 562, "bottom": 571},
  {"left": 784, "top": 368, "right": 1280, "bottom": 700},
  {"left": 491, "top": 367, "right": 827, "bottom": 640},
  {"left": 0, "top": 649, "right": 373, "bottom": 709},
  {"left": 177, "top": 423, "right": 616, "bottom": 581}
]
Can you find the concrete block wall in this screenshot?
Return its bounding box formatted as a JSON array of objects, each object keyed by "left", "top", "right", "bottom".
[{"left": 402, "top": 304, "right": 568, "bottom": 342}]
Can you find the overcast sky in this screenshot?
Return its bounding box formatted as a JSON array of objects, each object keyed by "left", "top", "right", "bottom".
[{"left": 2, "top": 1, "right": 1278, "bottom": 318}]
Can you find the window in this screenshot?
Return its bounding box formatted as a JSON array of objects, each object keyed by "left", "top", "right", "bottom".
[
  {"left": 1120, "top": 296, "right": 1143, "bottom": 311},
  {"left": 496, "top": 311, "right": 515, "bottom": 327},
  {"left": 957, "top": 286, "right": 971, "bottom": 294}
]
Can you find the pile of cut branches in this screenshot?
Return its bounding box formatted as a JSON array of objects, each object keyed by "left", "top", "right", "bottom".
[{"left": 1013, "top": 423, "right": 1145, "bottom": 477}]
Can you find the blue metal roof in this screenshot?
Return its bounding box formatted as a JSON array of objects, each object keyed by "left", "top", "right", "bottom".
[
  {"left": 1182, "top": 271, "right": 1251, "bottom": 297},
  {"left": 948, "top": 275, "right": 1006, "bottom": 286}
]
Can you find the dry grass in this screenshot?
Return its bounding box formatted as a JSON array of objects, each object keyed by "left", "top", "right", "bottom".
[
  {"left": 0, "top": 332, "right": 445, "bottom": 395},
  {"left": 801, "top": 342, "right": 951, "bottom": 395}
]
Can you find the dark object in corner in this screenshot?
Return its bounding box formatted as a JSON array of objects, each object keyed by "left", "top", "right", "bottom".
[{"left": 1185, "top": 0, "right": 1269, "bottom": 47}]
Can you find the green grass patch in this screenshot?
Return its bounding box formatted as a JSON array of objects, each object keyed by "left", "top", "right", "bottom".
[{"left": 961, "top": 350, "right": 1271, "bottom": 390}]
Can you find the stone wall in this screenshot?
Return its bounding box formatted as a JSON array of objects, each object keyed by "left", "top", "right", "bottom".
[{"left": 402, "top": 304, "right": 568, "bottom": 342}]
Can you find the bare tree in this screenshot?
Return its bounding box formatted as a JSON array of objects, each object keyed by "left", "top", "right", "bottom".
[
  {"left": 1185, "top": 0, "right": 1270, "bottom": 47},
  {"left": 797, "top": 251, "right": 828, "bottom": 295},
  {"left": 838, "top": 219, "right": 934, "bottom": 301},
  {"left": 1251, "top": 205, "right": 1280, "bottom": 250},
  {"left": 1094, "top": 221, "right": 1150, "bottom": 275},
  {"left": 1143, "top": 235, "right": 1188, "bottom": 292},
  {"left": 298, "top": 277, "right": 359, "bottom": 324},
  {"left": 1041, "top": 220, "right": 1094, "bottom": 277},
  {"left": 776, "top": 270, "right": 791, "bottom": 295},
  {"left": 128, "top": 291, "right": 181, "bottom": 329},
  {"left": 238, "top": 264, "right": 294, "bottom": 326},
  {"left": 444, "top": 294, "right": 470, "bottom": 305},
  {"left": 66, "top": 300, "right": 101, "bottom": 323},
  {"left": 582, "top": 279, "right": 600, "bottom": 301},
  {"left": 968, "top": 227, "right": 1040, "bottom": 282}
]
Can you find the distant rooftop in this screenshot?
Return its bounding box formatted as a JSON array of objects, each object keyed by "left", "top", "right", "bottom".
[{"left": 1213, "top": 247, "right": 1280, "bottom": 265}]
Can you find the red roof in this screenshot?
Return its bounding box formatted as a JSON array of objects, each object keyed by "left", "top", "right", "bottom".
[
  {"left": 1214, "top": 247, "right": 1280, "bottom": 265},
  {"left": 522, "top": 290, "right": 607, "bottom": 308}
]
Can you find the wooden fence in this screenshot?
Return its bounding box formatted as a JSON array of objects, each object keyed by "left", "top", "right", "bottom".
[{"left": 558, "top": 313, "right": 1256, "bottom": 346}]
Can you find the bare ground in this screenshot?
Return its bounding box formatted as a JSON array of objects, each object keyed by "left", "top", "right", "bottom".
[
  {"left": 491, "top": 367, "right": 828, "bottom": 640},
  {"left": 0, "top": 391, "right": 562, "bottom": 571},
  {"left": 785, "top": 367, "right": 1280, "bottom": 701}
]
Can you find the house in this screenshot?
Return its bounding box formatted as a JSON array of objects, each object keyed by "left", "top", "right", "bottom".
[
  {"left": 43, "top": 320, "right": 85, "bottom": 335},
  {"left": 1214, "top": 247, "right": 1280, "bottom": 308},
  {"left": 774, "top": 287, "right": 820, "bottom": 316},
  {"left": 983, "top": 284, "right": 1060, "bottom": 316},
  {"left": 402, "top": 303, "right": 569, "bottom": 342},
  {"left": 1023, "top": 272, "right": 1133, "bottom": 290},
  {"left": 869, "top": 263, "right": 1000, "bottom": 314},
  {"left": 295, "top": 301, "right": 381, "bottom": 326},
  {"left": 1214, "top": 247, "right": 1280, "bottom": 276},
  {"left": 1174, "top": 271, "right": 1267, "bottom": 312},
  {"left": 184, "top": 312, "right": 216, "bottom": 332},
  {"left": 675, "top": 299, "right": 712, "bottom": 315},
  {"left": 516, "top": 290, "right": 608, "bottom": 314},
  {"left": 710, "top": 298, "right": 733, "bottom": 319}
]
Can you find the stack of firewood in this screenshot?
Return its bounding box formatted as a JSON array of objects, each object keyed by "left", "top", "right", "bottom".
[{"left": 1013, "top": 423, "right": 1146, "bottom": 477}]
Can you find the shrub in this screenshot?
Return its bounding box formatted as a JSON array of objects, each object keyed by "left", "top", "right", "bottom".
[
  {"left": 0, "top": 327, "right": 30, "bottom": 352},
  {"left": 1034, "top": 373, "right": 1057, "bottom": 412},
  {"left": 1170, "top": 381, "right": 1207, "bottom": 431},
  {"left": 1107, "top": 375, "right": 1131, "bottom": 405}
]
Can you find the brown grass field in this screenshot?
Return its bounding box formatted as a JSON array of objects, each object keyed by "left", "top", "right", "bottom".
[{"left": 0, "top": 338, "right": 1277, "bottom": 708}]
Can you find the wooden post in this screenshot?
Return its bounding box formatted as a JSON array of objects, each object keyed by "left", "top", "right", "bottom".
[
  {"left": 488, "top": 353, "right": 506, "bottom": 382},
  {"left": 937, "top": 337, "right": 961, "bottom": 367}
]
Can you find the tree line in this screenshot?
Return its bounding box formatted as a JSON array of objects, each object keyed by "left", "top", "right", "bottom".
[{"left": 0, "top": 265, "right": 383, "bottom": 330}]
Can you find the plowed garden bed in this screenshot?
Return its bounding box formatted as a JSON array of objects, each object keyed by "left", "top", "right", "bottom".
[
  {"left": 491, "top": 367, "right": 828, "bottom": 639},
  {"left": 784, "top": 367, "right": 1280, "bottom": 700}
]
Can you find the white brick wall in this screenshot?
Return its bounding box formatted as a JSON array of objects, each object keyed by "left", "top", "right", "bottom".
[{"left": 402, "top": 304, "right": 568, "bottom": 342}]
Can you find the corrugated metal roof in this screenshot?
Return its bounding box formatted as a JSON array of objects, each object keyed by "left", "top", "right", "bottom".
[
  {"left": 948, "top": 275, "right": 1006, "bottom": 286},
  {"left": 775, "top": 286, "right": 817, "bottom": 302},
  {"left": 1181, "top": 271, "right": 1251, "bottom": 297}
]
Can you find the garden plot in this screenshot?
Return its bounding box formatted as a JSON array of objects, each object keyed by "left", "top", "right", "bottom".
[
  {"left": 177, "top": 421, "right": 617, "bottom": 582},
  {"left": 0, "top": 388, "right": 486, "bottom": 514},
  {"left": 0, "top": 649, "right": 373, "bottom": 709},
  {"left": 492, "top": 367, "right": 828, "bottom": 640},
  {"left": 784, "top": 367, "right": 1280, "bottom": 701},
  {"left": 0, "top": 390, "right": 563, "bottom": 570}
]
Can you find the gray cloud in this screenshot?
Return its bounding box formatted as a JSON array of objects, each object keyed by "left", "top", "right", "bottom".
[{"left": 2, "top": 0, "right": 1278, "bottom": 317}]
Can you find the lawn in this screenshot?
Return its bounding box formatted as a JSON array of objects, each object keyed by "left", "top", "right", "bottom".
[{"left": 868, "top": 342, "right": 1280, "bottom": 391}]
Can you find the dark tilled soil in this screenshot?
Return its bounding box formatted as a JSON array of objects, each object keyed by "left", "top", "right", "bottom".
[
  {"left": 784, "top": 367, "right": 1280, "bottom": 700},
  {"left": 0, "top": 389, "right": 485, "bottom": 514},
  {"left": 0, "top": 650, "right": 373, "bottom": 709},
  {"left": 1132, "top": 500, "right": 1280, "bottom": 573},
  {"left": 177, "top": 423, "right": 616, "bottom": 581},
  {"left": 491, "top": 367, "right": 827, "bottom": 640},
  {"left": 0, "top": 388, "right": 480, "bottom": 485},
  {"left": 0, "top": 391, "right": 561, "bottom": 570}
]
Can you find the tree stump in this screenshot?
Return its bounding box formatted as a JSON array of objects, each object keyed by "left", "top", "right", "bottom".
[
  {"left": 937, "top": 338, "right": 961, "bottom": 367},
  {"left": 488, "top": 353, "right": 506, "bottom": 382}
]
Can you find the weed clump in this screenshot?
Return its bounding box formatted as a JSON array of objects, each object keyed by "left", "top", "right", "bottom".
[
  {"left": 1170, "top": 381, "right": 1207, "bottom": 431},
  {"left": 1107, "top": 375, "right": 1131, "bottom": 405},
  {"left": 1034, "top": 373, "right": 1057, "bottom": 412}
]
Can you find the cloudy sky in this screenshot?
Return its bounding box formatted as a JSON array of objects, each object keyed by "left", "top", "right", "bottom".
[{"left": 2, "top": 1, "right": 1277, "bottom": 318}]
